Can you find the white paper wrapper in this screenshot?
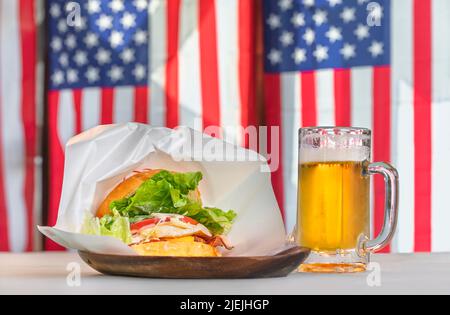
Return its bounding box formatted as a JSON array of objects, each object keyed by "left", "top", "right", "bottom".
[{"left": 39, "top": 123, "right": 287, "bottom": 256}]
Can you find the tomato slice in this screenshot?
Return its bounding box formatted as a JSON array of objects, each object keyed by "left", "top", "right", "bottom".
[
  {"left": 181, "top": 216, "right": 198, "bottom": 225},
  {"left": 130, "top": 218, "right": 160, "bottom": 232}
]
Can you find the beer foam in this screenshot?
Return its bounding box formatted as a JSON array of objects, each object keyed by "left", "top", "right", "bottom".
[{"left": 299, "top": 147, "right": 370, "bottom": 163}]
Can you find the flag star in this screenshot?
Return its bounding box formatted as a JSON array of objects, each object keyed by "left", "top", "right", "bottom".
[
  {"left": 292, "top": 48, "right": 307, "bottom": 64},
  {"left": 279, "top": 0, "right": 293, "bottom": 11},
  {"left": 133, "top": 64, "right": 147, "bottom": 81},
  {"left": 108, "top": 66, "right": 124, "bottom": 82},
  {"left": 291, "top": 12, "right": 305, "bottom": 28},
  {"left": 57, "top": 19, "right": 68, "bottom": 33},
  {"left": 369, "top": 41, "right": 384, "bottom": 58},
  {"left": 109, "top": 31, "right": 124, "bottom": 48},
  {"left": 85, "top": 67, "right": 100, "bottom": 83},
  {"left": 50, "top": 3, "right": 61, "bottom": 18},
  {"left": 67, "top": 69, "right": 79, "bottom": 83},
  {"left": 52, "top": 71, "right": 65, "bottom": 86},
  {"left": 280, "top": 31, "right": 294, "bottom": 47},
  {"left": 121, "top": 12, "right": 136, "bottom": 29},
  {"left": 109, "top": 0, "right": 125, "bottom": 13},
  {"left": 84, "top": 32, "right": 99, "bottom": 48},
  {"left": 120, "top": 48, "right": 135, "bottom": 64},
  {"left": 313, "top": 45, "right": 329, "bottom": 62},
  {"left": 326, "top": 26, "right": 342, "bottom": 43},
  {"left": 65, "top": 34, "right": 77, "bottom": 50},
  {"left": 134, "top": 30, "right": 148, "bottom": 45},
  {"left": 95, "top": 48, "right": 111, "bottom": 65},
  {"left": 354, "top": 24, "right": 370, "bottom": 40},
  {"left": 303, "top": 0, "right": 315, "bottom": 8},
  {"left": 59, "top": 53, "right": 69, "bottom": 67},
  {"left": 74, "top": 50, "right": 88, "bottom": 67},
  {"left": 340, "top": 43, "right": 356, "bottom": 60},
  {"left": 87, "top": 0, "right": 101, "bottom": 14},
  {"left": 51, "top": 37, "right": 63, "bottom": 51},
  {"left": 133, "top": 0, "right": 148, "bottom": 11},
  {"left": 313, "top": 10, "right": 328, "bottom": 26},
  {"left": 340, "top": 7, "right": 356, "bottom": 23},
  {"left": 267, "top": 14, "right": 281, "bottom": 30},
  {"left": 267, "top": 49, "right": 282, "bottom": 65},
  {"left": 303, "top": 28, "right": 315, "bottom": 45},
  {"left": 97, "top": 14, "right": 113, "bottom": 31},
  {"left": 327, "top": 0, "right": 342, "bottom": 7}
]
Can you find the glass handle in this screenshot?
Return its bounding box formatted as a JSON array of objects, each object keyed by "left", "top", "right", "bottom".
[{"left": 361, "top": 162, "right": 399, "bottom": 254}]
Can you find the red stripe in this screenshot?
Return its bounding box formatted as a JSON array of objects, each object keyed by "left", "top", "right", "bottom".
[
  {"left": 19, "top": 0, "right": 37, "bottom": 251},
  {"left": 73, "top": 89, "right": 82, "bottom": 134},
  {"left": 413, "top": 0, "right": 432, "bottom": 252},
  {"left": 334, "top": 69, "right": 351, "bottom": 127},
  {"left": 134, "top": 87, "right": 149, "bottom": 124},
  {"left": 101, "top": 88, "right": 114, "bottom": 125},
  {"left": 45, "top": 91, "right": 65, "bottom": 251},
  {"left": 238, "top": 0, "right": 256, "bottom": 146},
  {"left": 264, "top": 74, "right": 285, "bottom": 220},
  {"left": 301, "top": 71, "right": 317, "bottom": 127},
  {"left": 198, "top": 0, "right": 221, "bottom": 132},
  {"left": 166, "top": 0, "right": 181, "bottom": 128},
  {"left": 0, "top": 1, "right": 10, "bottom": 249},
  {"left": 373, "top": 66, "right": 392, "bottom": 253}
]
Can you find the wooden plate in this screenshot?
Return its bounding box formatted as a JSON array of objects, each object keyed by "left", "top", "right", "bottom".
[{"left": 78, "top": 246, "right": 310, "bottom": 279}]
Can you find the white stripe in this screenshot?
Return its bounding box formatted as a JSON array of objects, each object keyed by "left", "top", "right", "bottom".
[
  {"left": 391, "top": 0, "right": 414, "bottom": 253},
  {"left": 178, "top": 0, "right": 202, "bottom": 130},
  {"left": 216, "top": 0, "right": 241, "bottom": 145},
  {"left": 58, "top": 90, "right": 76, "bottom": 147},
  {"left": 149, "top": 0, "right": 167, "bottom": 127},
  {"left": 432, "top": 0, "right": 450, "bottom": 252},
  {"left": 0, "top": 1, "right": 27, "bottom": 252},
  {"left": 82, "top": 88, "right": 101, "bottom": 130},
  {"left": 113, "top": 87, "right": 134, "bottom": 123},
  {"left": 351, "top": 67, "right": 375, "bottom": 238},
  {"left": 281, "top": 73, "right": 301, "bottom": 234},
  {"left": 315, "top": 69, "right": 335, "bottom": 126}
]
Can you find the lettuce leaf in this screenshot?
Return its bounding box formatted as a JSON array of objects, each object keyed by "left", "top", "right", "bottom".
[
  {"left": 82, "top": 210, "right": 132, "bottom": 244},
  {"left": 109, "top": 170, "right": 236, "bottom": 235}
]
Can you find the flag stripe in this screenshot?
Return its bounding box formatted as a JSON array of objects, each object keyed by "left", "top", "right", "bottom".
[
  {"left": 334, "top": 69, "right": 351, "bottom": 126},
  {"left": 315, "top": 69, "right": 335, "bottom": 126},
  {"left": 413, "top": 0, "right": 432, "bottom": 252},
  {"left": 134, "top": 86, "right": 149, "bottom": 124},
  {"left": 179, "top": 0, "right": 202, "bottom": 129},
  {"left": 301, "top": 71, "right": 317, "bottom": 127},
  {"left": 82, "top": 88, "right": 101, "bottom": 130},
  {"left": 19, "top": 0, "right": 37, "bottom": 251},
  {"left": 238, "top": 0, "right": 257, "bottom": 143},
  {"left": 101, "top": 88, "right": 114, "bottom": 125},
  {"left": 1, "top": 1, "right": 27, "bottom": 252},
  {"left": 281, "top": 73, "right": 301, "bottom": 233},
  {"left": 46, "top": 91, "right": 65, "bottom": 250},
  {"left": 216, "top": 0, "right": 240, "bottom": 142},
  {"left": 431, "top": 0, "right": 450, "bottom": 252},
  {"left": 166, "top": 0, "right": 181, "bottom": 128},
  {"left": 73, "top": 90, "right": 83, "bottom": 134},
  {"left": 391, "top": 0, "right": 415, "bottom": 253},
  {"left": 199, "top": 0, "right": 221, "bottom": 131},
  {"left": 149, "top": 0, "right": 167, "bottom": 127},
  {"left": 373, "top": 66, "right": 392, "bottom": 253},
  {"left": 57, "top": 90, "right": 76, "bottom": 146},
  {"left": 264, "top": 74, "right": 284, "bottom": 218},
  {"left": 0, "top": 0, "right": 10, "bottom": 251},
  {"left": 113, "top": 87, "right": 134, "bottom": 123}
]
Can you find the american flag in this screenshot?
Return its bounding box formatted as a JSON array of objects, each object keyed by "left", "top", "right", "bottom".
[
  {"left": 45, "top": 0, "right": 256, "bottom": 250},
  {"left": 263, "top": 0, "right": 450, "bottom": 253}
]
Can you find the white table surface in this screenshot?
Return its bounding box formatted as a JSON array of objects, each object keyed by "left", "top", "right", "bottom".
[{"left": 0, "top": 253, "right": 449, "bottom": 295}]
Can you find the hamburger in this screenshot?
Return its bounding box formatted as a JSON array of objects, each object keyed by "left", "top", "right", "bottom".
[{"left": 82, "top": 170, "right": 236, "bottom": 257}]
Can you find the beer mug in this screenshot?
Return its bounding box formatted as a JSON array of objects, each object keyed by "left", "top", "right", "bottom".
[{"left": 296, "top": 127, "right": 399, "bottom": 273}]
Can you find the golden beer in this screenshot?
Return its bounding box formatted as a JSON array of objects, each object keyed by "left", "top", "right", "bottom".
[{"left": 298, "top": 161, "right": 370, "bottom": 252}]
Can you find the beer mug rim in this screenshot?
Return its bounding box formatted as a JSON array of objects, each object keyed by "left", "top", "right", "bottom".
[{"left": 299, "top": 127, "right": 371, "bottom": 136}]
